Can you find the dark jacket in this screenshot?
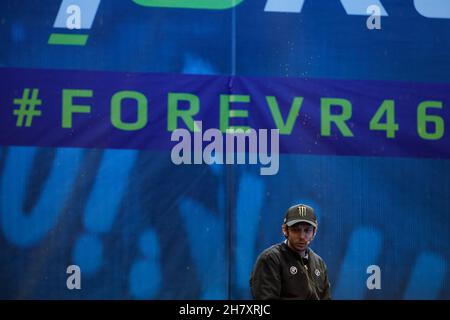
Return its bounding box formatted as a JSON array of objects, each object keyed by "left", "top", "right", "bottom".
[{"left": 250, "top": 242, "right": 331, "bottom": 300}]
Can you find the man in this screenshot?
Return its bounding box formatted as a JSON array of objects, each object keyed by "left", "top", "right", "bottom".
[{"left": 249, "top": 204, "right": 331, "bottom": 300}]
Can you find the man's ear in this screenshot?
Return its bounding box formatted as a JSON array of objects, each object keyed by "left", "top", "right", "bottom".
[
  {"left": 282, "top": 224, "right": 288, "bottom": 238},
  {"left": 312, "top": 226, "right": 318, "bottom": 239}
]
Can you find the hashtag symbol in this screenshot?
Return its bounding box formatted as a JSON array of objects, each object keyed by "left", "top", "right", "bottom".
[{"left": 13, "top": 88, "right": 43, "bottom": 127}]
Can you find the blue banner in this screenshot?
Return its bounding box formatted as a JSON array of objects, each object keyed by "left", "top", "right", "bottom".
[{"left": 1, "top": 68, "right": 449, "bottom": 158}]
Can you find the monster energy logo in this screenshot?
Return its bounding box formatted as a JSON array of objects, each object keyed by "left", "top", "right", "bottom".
[{"left": 298, "top": 205, "right": 307, "bottom": 217}]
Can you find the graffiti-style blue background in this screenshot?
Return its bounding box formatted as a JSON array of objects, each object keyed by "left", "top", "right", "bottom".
[{"left": 1, "top": 0, "right": 449, "bottom": 299}]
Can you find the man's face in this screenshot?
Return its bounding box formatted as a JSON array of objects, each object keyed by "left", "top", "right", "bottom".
[{"left": 284, "top": 222, "right": 315, "bottom": 252}]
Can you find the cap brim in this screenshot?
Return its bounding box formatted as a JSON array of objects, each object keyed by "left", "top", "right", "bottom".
[{"left": 286, "top": 219, "right": 317, "bottom": 228}]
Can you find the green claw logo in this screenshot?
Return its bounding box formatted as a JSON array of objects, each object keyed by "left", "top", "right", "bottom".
[{"left": 132, "top": 0, "right": 244, "bottom": 10}]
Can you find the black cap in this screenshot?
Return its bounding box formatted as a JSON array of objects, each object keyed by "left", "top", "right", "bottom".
[{"left": 284, "top": 204, "right": 318, "bottom": 228}]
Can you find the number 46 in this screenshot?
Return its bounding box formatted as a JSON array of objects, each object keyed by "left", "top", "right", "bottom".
[{"left": 369, "top": 100, "right": 444, "bottom": 140}]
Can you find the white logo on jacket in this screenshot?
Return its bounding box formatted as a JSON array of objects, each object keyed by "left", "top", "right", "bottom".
[{"left": 290, "top": 266, "right": 298, "bottom": 275}]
